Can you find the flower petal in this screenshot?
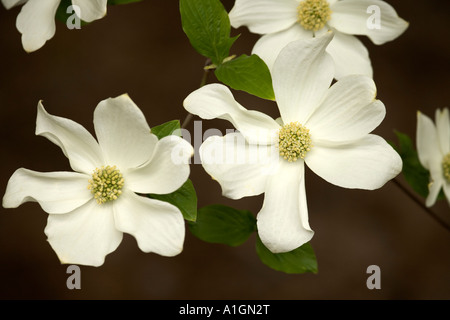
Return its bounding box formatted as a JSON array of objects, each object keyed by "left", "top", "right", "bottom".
[
  {"left": 325, "top": 31, "right": 372, "bottom": 79},
  {"left": 426, "top": 177, "right": 443, "bottom": 208},
  {"left": 94, "top": 94, "right": 158, "bottom": 170},
  {"left": 45, "top": 199, "right": 123, "bottom": 266},
  {"left": 435, "top": 108, "right": 450, "bottom": 155},
  {"left": 272, "top": 31, "right": 335, "bottom": 124},
  {"left": 183, "top": 83, "right": 279, "bottom": 145},
  {"left": 229, "top": 0, "right": 298, "bottom": 34},
  {"left": 16, "top": 0, "right": 60, "bottom": 52},
  {"left": 417, "top": 111, "right": 442, "bottom": 171},
  {"left": 328, "top": 0, "right": 408, "bottom": 45},
  {"left": 36, "top": 101, "right": 104, "bottom": 174},
  {"left": 125, "top": 135, "right": 193, "bottom": 195},
  {"left": 306, "top": 135, "right": 402, "bottom": 190},
  {"left": 114, "top": 191, "right": 185, "bottom": 257},
  {"left": 257, "top": 160, "right": 314, "bottom": 253},
  {"left": 252, "top": 24, "right": 313, "bottom": 72},
  {"left": 306, "top": 75, "right": 384, "bottom": 142},
  {"left": 71, "top": 0, "right": 107, "bottom": 22},
  {"left": 2, "top": 168, "right": 92, "bottom": 214},
  {"left": 2, "top": 0, "right": 26, "bottom": 10},
  {"left": 200, "top": 132, "right": 280, "bottom": 200}
]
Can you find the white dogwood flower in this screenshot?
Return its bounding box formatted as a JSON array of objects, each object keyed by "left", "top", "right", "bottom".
[
  {"left": 417, "top": 108, "right": 450, "bottom": 207},
  {"left": 183, "top": 33, "right": 402, "bottom": 253},
  {"left": 229, "top": 0, "right": 408, "bottom": 79},
  {"left": 3, "top": 94, "right": 194, "bottom": 266},
  {"left": 2, "top": 0, "right": 108, "bottom": 52}
]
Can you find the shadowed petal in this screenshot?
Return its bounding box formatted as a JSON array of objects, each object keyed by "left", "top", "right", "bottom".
[
  {"left": 257, "top": 160, "right": 314, "bottom": 253},
  {"left": 126, "top": 135, "right": 193, "bottom": 195},
  {"left": 229, "top": 0, "right": 298, "bottom": 34},
  {"left": 36, "top": 101, "right": 104, "bottom": 174},
  {"left": 328, "top": 0, "right": 408, "bottom": 45},
  {"left": 72, "top": 0, "right": 107, "bottom": 22},
  {"left": 114, "top": 191, "right": 185, "bottom": 257},
  {"left": 306, "top": 135, "right": 402, "bottom": 190},
  {"left": 272, "top": 32, "right": 335, "bottom": 124},
  {"left": 3, "top": 168, "right": 92, "bottom": 214},
  {"left": 16, "top": 0, "right": 60, "bottom": 52},
  {"left": 45, "top": 199, "right": 123, "bottom": 266},
  {"left": 94, "top": 94, "right": 158, "bottom": 170}
]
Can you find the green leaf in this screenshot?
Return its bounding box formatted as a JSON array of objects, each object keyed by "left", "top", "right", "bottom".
[
  {"left": 255, "top": 236, "right": 318, "bottom": 274},
  {"left": 180, "top": 0, "right": 238, "bottom": 65},
  {"left": 392, "top": 131, "right": 430, "bottom": 198},
  {"left": 215, "top": 54, "right": 275, "bottom": 100},
  {"left": 55, "top": 0, "right": 88, "bottom": 25},
  {"left": 108, "top": 0, "right": 143, "bottom": 4},
  {"left": 148, "top": 179, "right": 197, "bottom": 222},
  {"left": 150, "top": 120, "right": 181, "bottom": 139},
  {"left": 188, "top": 204, "right": 257, "bottom": 246}
]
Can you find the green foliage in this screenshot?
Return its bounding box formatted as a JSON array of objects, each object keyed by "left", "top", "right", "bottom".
[
  {"left": 180, "top": 0, "right": 238, "bottom": 66},
  {"left": 55, "top": 0, "right": 86, "bottom": 25},
  {"left": 188, "top": 204, "right": 256, "bottom": 246},
  {"left": 255, "top": 236, "right": 318, "bottom": 274},
  {"left": 148, "top": 179, "right": 197, "bottom": 222},
  {"left": 215, "top": 54, "right": 275, "bottom": 100},
  {"left": 392, "top": 131, "right": 430, "bottom": 198},
  {"left": 392, "top": 131, "right": 446, "bottom": 201},
  {"left": 180, "top": 0, "right": 275, "bottom": 100},
  {"left": 150, "top": 120, "right": 182, "bottom": 140}
]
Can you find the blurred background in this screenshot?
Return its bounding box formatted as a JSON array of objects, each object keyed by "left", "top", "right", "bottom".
[{"left": 0, "top": 0, "right": 449, "bottom": 300}]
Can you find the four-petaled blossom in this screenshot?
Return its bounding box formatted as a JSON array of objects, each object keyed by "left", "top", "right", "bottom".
[
  {"left": 2, "top": 0, "right": 108, "bottom": 52},
  {"left": 417, "top": 108, "right": 450, "bottom": 207},
  {"left": 183, "top": 33, "right": 402, "bottom": 253},
  {"left": 229, "top": 0, "right": 408, "bottom": 79},
  {"left": 2, "top": 94, "right": 194, "bottom": 266}
]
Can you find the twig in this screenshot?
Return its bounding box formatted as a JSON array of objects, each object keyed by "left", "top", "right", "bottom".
[
  {"left": 393, "top": 177, "right": 450, "bottom": 232},
  {"left": 181, "top": 59, "right": 211, "bottom": 129}
]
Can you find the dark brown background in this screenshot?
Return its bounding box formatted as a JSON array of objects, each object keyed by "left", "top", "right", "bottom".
[{"left": 0, "top": 0, "right": 449, "bottom": 300}]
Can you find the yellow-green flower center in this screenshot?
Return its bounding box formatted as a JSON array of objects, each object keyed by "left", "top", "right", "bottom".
[
  {"left": 297, "top": 0, "right": 331, "bottom": 31},
  {"left": 442, "top": 153, "right": 450, "bottom": 182},
  {"left": 278, "top": 122, "right": 313, "bottom": 162},
  {"left": 88, "top": 165, "right": 124, "bottom": 204}
]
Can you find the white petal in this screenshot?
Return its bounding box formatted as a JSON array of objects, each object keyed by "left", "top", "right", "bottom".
[
  {"left": 306, "top": 135, "right": 402, "bottom": 190},
  {"left": 435, "top": 108, "right": 450, "bottom": 155},
  {"left": 272, "top": 31, "right": 335, "bottom": 124},
  {"left": 2, "top": 0, "right": 26, "bottom": 10},
  {"left": 2, "top": 168, "right": 92, "bottom": 214},
  {"left": 125, "top": 135, "right": 193, "bottom": 195},
  {"left": 252, "top": 24, "right": 313, "bottom": 72},
  {"left": 45, "top": 199, "right": 123, "bottom": 266},
  {"left": 417, "top": 111, "right": 442, "bottom": 171},
  {"left": 257, "top": 160, "right": 314, "bottom": 253},
  {"left": 326, "top": 31, "right": 372, "bottom": 79},
  {"left": 114, "top": 191, "right": 185, "bottom": 257},
  {"left": 94, "top": 94, "right": 158, "bottom": 170},
  {"left": 229, "top": 0, "right": 298, "bottom": 34},
  {"left": 183, "top": 83, "right": 279, "bottom": 145},
  {"left": 306, "top": 75, "right": 384, "bottom": 142},
  {"left": 71, "top": 0, "right": 107, "bottom": 22},
  {"left": 328, "top": 0, "right": 408, "bottom": 45},
  {"left": 16, "top": 0, "right": 60, "bottom": 52},
  {"left": 36, "top": 101, "right": 104, "bottom": 174},
  {"left": 425, "top": 178, "right": 443, "bottom": 208},
  {"left": 200, "top": 132, "right": 280, "bottom": 200}
]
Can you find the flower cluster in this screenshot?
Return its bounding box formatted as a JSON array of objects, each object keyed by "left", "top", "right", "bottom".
[{"left": 2, "top": 0, "right": 447, "bottom": 271}]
